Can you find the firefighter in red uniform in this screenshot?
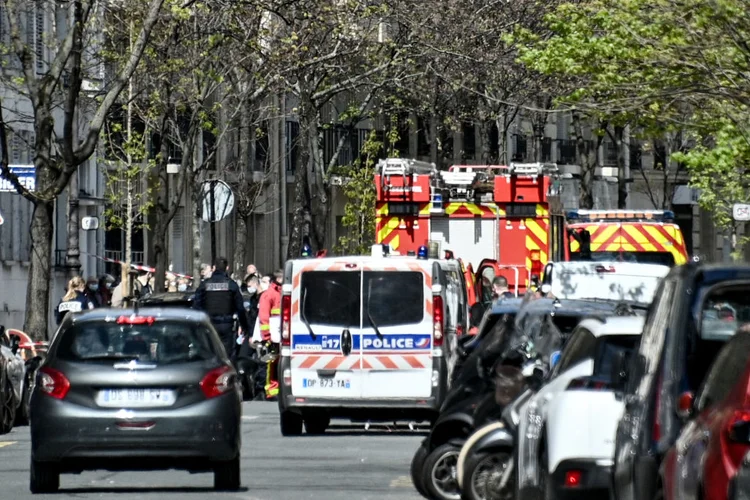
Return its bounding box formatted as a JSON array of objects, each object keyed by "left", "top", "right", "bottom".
[{"left": 258, "top": 269, "right": 283, "bottom": 400}]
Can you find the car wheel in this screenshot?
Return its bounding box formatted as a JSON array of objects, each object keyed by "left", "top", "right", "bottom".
[
  {"left": 0, "top": 373, "right": 16, "bottom": 434},
  {"left": 462, "top": 450, "right": 514, "bottom": 500},
  {"left": 304, "top": 413, "right": 330, "bottom": 435},
  {"left": 29, "top": 459, "right": 59, "bottom": 494},
  {"left": 422, "top": 442, "right": 462, "bottom": 500},
  {"left": 280, "top": 411, "right": 303, "bottom": 436},
  {"left": 411, "top": 443, "right": 430, "bottom": 498},
  {"left": 213, "top": 456, "right": 241, "bottom": 491}
]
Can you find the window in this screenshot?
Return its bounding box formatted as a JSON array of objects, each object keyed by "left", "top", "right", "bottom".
[
  {"left": 363, "top": 271, "right": 424, "bottom": 327},
  {"left": 569, "top": 251, "right": 675, "bottom": 267},
  {"left": 593, "top": 335, "right": 640, "bottom": 379},
  {"left": 55, "top": 322, "right": 218, "bottom": 364},
  {"left": 300, "top": 272, "right": 360, "bottom": 328},
  {"left": 695, "top": 332, "right": 750, "bottom": 412},
  {"left": 697, "top": 284, "right": 750, "bottom": 341},
  {"left": 553, "top": 327, "right": 597, "bottom": 374}
]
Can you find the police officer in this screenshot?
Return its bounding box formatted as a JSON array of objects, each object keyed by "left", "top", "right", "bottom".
[
  {"left": 56, "top": 276, "right": 95, "bottom": 325},
  {"left": 193, "top": 257, "right": 250, "bottom": 358}
]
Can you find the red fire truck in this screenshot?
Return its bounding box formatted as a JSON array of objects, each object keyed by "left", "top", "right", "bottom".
[{"left": 374, "top": 158, "right": 568, "bottom": 305}]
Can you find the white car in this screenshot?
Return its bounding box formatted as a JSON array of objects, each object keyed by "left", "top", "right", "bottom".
[{"left": 516, "top": 315, "right": 645, "bottom": 500}]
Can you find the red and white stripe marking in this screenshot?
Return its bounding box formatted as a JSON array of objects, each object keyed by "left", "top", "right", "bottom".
[{"left": 292, "top": 353, "right": 431, "bottom": 370}]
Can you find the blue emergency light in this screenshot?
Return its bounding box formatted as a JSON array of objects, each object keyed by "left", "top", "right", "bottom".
[
  {"left": 417, "top": 245, "right": 429, "bottom": 259},
  {"left": 566, "top": 209, "right": 675, "bottom": 222}
]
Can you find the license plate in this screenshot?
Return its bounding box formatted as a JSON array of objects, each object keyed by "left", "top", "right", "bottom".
[
  {"left": 96, "top": 389, "right": 176, "bottom": 408},
  {"left": 302, "top": 378, "right": 351, "bottom": 389}
]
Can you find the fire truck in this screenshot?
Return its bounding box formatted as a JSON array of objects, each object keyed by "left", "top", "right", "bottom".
[
  {"left": 566, "top": 209, "right": 689, "bottom": 266},
  {"left": 374, "top": 158, "right": 568, "bottom": 304}
]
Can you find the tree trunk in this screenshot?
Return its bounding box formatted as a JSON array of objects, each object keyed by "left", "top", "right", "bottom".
[
  {"left": 233, "top": 214, "right": 248, "bottom": 277},
  {"left": 24, "top": 201, "right": 54, "bottom": 341},
  {"left": 288, "top": 100, "right": 313, "bottom": 259},
  {"left": 429, "top": 114, "right": 438, "bottom": 165},
  {"left": 479, "top": 120, "right": 491, "bottom": 164},
  {"left": 615, "top": 125, "right": 627, "bottom": 209},
  {"left": 573, "top": 113, "right": 594, "bottom": 209},
  {"left": 192, "top": 205, "right": 203, "bottom": 283},
  {"left": 66, "top": 173, "right": 81, "bottom": 275}
]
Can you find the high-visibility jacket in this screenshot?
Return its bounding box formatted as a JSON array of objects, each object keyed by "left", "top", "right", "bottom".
[{"left": 258, "top": 282, "right": 281, "bottom": 342}]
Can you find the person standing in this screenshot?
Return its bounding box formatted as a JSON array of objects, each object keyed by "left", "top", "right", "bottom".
[
  {"left": 56, "top": 277, "right": 95, "bottom": 325},
  {"left": 492, "top": 276, "right": 514, "bottom": 300},
  {"left": 193, "top": 257, "right": 250, "bottom": 358},
  {"left": 258, "top": 270, "right": 282, "bottom": 400}
]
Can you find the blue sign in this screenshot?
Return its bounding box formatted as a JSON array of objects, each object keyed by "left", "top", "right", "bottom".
[
  {"left": 0, "top": 165, "right": 35, "bottom": 192},
  {"left": 292, "top": 333, "right": 432, "bottom": 352}
]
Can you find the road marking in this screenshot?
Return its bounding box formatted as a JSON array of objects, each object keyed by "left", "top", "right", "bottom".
[
  {"left": 0, "top": 441, "right": 17, "bottom": 448},
  {"left": 390, "top": 475, "right": 413, "bottom": 488},
  {"left": 242, "top": 415, "right": 259, "bottom": 420}
]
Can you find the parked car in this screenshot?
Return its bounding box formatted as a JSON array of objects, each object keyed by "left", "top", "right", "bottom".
[
  {"left": 29, "top": 307, "right": 243, "bottom": 493},
  {"left": 4, "top": 328, "right": 48, "bottom": 426},
  {"left": 613, "top": 264, "right": 750, "bottom": 500},
  {"left": 0, "top": 326, "right": 24, "bottom": 434},
  {"left": 660, "top": 326, "right": 750, "bottom": 500},
  {"left": 516, "top": 315, "right": 645, "bottom": 500}
]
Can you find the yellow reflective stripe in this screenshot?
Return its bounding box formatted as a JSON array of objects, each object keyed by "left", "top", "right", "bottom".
[
  {"left": 260, "top": 325, "right": 271, "bottom": 331},
  {"left": 270, "top": 308, "right": 281, "bottom": 314}
]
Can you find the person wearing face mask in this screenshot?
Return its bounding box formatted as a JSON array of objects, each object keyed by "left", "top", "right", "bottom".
[
  {"left": 177, "top": 278, "right": 189, "bottom": 293},
  {"left": 94, "top": 275, "right": 112, "bottom": 307}
]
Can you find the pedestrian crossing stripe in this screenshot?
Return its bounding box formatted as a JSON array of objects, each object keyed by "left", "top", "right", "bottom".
[{"left": 0, "top": 441, "right": 17, "bottom": 448}]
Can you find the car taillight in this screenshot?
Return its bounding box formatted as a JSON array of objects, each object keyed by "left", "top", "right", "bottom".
[
  {"left": 281, "top": 294, "right": 291, "bottom": 347},
  {"left": 200, "top": 365, "right": 235, "bottom": 399},
  {"left": 433, "top": 295, "right": 444, "bottom": 347},
  {"left": 564, "top": 470, "right": 582, "bottom": 487},
  {"left": 38, "top": 367, "right": 70, "bottom": 400},
  {"left": 724, "top": 410, "right": 750, "bottom": 468},
  {"left": 566, "top": 377, "right": 613, "bottom": 391}
]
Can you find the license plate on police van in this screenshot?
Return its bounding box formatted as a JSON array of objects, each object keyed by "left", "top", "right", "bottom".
[
  {"left": 96, "top": 388, "right": 176, "bottom": 408},
  {"left": 302, "top": 378, "right": 351, "bottom": 389}
]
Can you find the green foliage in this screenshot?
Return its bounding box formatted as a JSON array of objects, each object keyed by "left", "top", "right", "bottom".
[{"left": 334, "top": 130, "right": 390, "bottom": 255}]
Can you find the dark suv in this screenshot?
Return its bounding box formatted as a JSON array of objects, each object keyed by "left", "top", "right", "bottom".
[{"left": 612, "top": 264, "right": 750, "bottom": 500}]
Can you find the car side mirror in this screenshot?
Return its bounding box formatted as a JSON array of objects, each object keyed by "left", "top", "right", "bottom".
[
  {"left": 10, "top": 334, "right": 20, "bottom": 355},
  {"left": 677, "top": 391, "right": 695, "bottom": 420}
]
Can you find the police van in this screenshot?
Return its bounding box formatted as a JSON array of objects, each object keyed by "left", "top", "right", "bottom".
[{"left": 277, "top": 245, "right": 469, "bottom": 435}]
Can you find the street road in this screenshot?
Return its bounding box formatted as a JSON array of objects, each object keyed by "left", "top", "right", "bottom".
[{"left": 0, "top": 402, "right": 425, "bottom": 500}]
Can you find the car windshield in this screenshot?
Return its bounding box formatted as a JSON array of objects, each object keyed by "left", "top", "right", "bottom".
[
  {"left": 300, "top": 270, "right": 424, "bottom": 328},
  {"left": 699, "top": 285, "right": 750, "bottom": 341},
  {"left": 593, "top": 335, "right": 640, "bottom": 379},
  {"left": 570, "top": 251, "right": 675, "bottom": 266},
  {"left": 55, "top": 321, "right": 218, "bottom": 363}
]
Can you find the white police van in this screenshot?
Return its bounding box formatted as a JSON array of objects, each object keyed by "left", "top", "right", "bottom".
[{"left": 276, "top": 245, "right": 469, "bottom": 435}]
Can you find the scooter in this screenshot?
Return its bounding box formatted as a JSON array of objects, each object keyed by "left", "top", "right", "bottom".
[{"left": 413, "top": 315, "right": 531, "bottom": 500}]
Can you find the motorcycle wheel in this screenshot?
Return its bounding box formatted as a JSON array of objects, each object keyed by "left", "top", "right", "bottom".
[
  {"left": 423, "top": 442, "right": 463, "bottom": 500},
  {"left": 411, "top": 443, "right": 430, "bottom": 498},
  {"left": 461, "top": 450, "right": 514, "bottom": 500}
]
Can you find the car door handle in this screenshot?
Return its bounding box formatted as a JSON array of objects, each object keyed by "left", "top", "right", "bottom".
[{"left": 341, "top": 329, "right": 352, "bottom": 356}]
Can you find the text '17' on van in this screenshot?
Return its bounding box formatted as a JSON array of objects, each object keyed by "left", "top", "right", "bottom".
[{"left": 276, "top": 248, "right": 469, "bottom": 436}]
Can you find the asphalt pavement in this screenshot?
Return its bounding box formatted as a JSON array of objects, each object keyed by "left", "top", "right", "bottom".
[{"left": 0, "top": 402, "right": 426, "bottom": 500}]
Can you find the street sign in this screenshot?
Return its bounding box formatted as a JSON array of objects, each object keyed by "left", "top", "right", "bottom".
[
  {"left": 201, "top": 179, "right": 235, "bottom": 223},
  {"left": 733, "top": 203, "right": 750, "bottom": 222}
]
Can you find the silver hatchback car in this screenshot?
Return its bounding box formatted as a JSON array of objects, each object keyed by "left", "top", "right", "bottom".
[{"left": 29, "top": 308, "right": 242, "bottom": 493}]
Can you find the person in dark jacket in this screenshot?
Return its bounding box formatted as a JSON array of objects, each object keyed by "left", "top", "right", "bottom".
[
  {"left": 193, "top": 257, "right": 250, "bottom": 358},
  {"left": 56, "top": 276, "right": 95, "bottom": 325}
]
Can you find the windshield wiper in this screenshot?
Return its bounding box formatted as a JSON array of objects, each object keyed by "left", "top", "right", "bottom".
[
  {"left": 366, "top": 280, "right": 383, "bottom": 339},
  {"left": 301, "top": 288, "right": 316, "bottom": 340}
]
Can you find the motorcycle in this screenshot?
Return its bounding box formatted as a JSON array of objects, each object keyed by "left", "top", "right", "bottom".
[
  {"left": 413, "top": 312, "right": 527, "bottom": 500},
  {"left": 457, "top": 323, "right": 564, "bottom": 500}
]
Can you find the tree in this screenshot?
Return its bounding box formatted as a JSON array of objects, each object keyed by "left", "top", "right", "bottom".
[{"left": 0, "top": 0, "right": 166, "bottom": 339}]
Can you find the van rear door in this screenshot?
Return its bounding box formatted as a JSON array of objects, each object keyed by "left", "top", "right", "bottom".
[
  {"left": 360, "top": 261, "right": 433, "bottom": 399},
  {"left": 290, "top": 263, "right": 362, "bottom": 399}
]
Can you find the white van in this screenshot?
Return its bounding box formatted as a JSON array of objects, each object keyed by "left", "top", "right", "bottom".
[{"left": 276, "top": 250, "right": 468, "bottom": 435}]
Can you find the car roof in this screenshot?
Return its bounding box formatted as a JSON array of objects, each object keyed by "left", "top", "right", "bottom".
[
  {"left": 574, "top": 316, "right": 645, "bottom": 337},
  {"left": 489, "top": 298, "right": 525, "bottom": 314},
  {"left": 520, "top": 298, "right": 623, "bottom": 315},
  {"left": 64, "top": 307, "right": 210, "bottom": 325},
  {"left": 291, "top": 256, "right": 459, "bottom": 268}
]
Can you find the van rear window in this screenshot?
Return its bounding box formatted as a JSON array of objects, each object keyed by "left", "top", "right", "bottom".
[
  {"left": 300, "top": 272, "right": 360, "bottom": 327},
  {"left": 299, "top": 271, "right": 424, "bottom": 328},
  {"left": 364, "top": 271, "right": 424, "bottom": 327}
]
